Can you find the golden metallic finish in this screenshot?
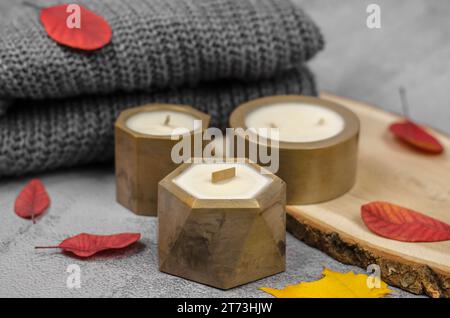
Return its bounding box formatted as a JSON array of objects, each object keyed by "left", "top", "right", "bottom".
[
  {"left": 229, "top": 95, "right": 360, "bottom": 205},
  {"left": 158, "top": 159, "right": 286, "bottom": 289},
  {"left": 115, "top": 104, "right": 210, "bottom": 216}
]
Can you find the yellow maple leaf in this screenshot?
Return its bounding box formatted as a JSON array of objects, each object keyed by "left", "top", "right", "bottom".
[{"left": 260, "top": 268, "right": 393, "bottom": 298}]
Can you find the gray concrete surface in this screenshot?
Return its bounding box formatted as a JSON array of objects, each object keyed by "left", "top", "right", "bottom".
[
  {"left": 1, "top": 0, "right": 448, "bottom": 298},
  {"left": 0, "top": 165, "right": 419, "bottom": 298}
]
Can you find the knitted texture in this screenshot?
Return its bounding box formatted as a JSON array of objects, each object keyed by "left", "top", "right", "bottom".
[
  {"left": 0, "top": 100, "right": 10, "bottom": 116},
  {"left": 0, "top": 0, "right": 323, "bottom": 100},
  {"left": 0, "top": 66, "right": 317, "bottom": 177},
  {"left": 0, "top": 0, "right": 324, "bottom": 177}
]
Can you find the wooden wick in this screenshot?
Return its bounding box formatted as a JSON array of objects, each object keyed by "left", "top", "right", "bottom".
[
  {"left": 399, "top": 87, "right": 410, "bottom": 118},
  {"left": 163, "top": 115, "right": 171, "bottom": 126},
  {"left": 211, "top": 146, "right": 216, "bottom": 157},
  {"left": 22, "top": 1, "right": 41, "bottom": 10},
  {"left": 211, "top": 167, "right": 236, "bottom": 183},
  {"left": 317, "top": 118, "right": 325, "bottom": 126},
  {"left": 269, "top": 123, "right": 278, "bottom": 128}
]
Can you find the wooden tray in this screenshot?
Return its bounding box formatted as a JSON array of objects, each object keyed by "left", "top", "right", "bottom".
[{"left": 287, "top": 93, "right": 450, "bottom": 298}]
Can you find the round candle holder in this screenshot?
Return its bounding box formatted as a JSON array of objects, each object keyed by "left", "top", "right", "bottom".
[
  {"left": 229, "top": 95, "right": 360, "bottom": 205},
  {"left": 158, "top": 159, "right": 286, "bottom": 289},
  {"left": 115, "top": 104, "right": 210, "bottom": 216}
]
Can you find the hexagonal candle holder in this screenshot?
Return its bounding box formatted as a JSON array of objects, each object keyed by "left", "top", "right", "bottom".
[
  {"left": 158, "top": 159, "right": 286, "bottom": 289},
  {"left": 115, "top": 104, "right": 210, "bottom": 216}
]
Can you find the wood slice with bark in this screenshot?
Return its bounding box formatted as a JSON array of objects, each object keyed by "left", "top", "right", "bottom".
[{"left": 287, "top": 93, "right": 450, "bottom": 298}]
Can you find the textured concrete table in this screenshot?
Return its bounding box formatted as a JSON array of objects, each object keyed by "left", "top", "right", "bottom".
[
  {"left": 1, "top": 0, "right": 448, "bottom": 298},
  {"left": 0, "top": 164, "right": 419, "bottom": 297}
]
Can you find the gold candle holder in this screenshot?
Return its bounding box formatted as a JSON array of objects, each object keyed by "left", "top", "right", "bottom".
[
  {"left": 115, "top": 104, "right": 210, "bottom": 216},
  {"left": 158, "top": 159, "right": 286, "bottom": 289},
  {"left": 229, "top": 95, "right": 360, "bottom": 205}
]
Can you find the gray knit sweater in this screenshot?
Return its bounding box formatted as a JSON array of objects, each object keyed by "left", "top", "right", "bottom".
[
  {"left": 0, "top": 0, "right": 324, "bottom": 177},
  {"left": 0, "top": 0, "right": 323, "bottom": 100}
]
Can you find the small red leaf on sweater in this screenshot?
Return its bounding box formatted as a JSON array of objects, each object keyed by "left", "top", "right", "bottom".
[
  {"left": 389, "top": 120, "right": 444, "bottom": 154},
  {"left": 40, "top": 4, "right": 112, "bottom": 51},
  {"left": 14, "top": 179, "right": 50, "bottom": 224},
  {"left": 361, "top": 201, "right": 450, "bottom": 242},
  {"left": 36, "top": 233, "right": 141, "bottom": 257}
]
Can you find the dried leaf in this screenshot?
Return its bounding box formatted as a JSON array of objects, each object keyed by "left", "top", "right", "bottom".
[
  {"left": 14, "top": 179, "right": 50, "bottom": 224},
  {"left": 390, "top": 120, "right": 444, "bottom": 154},
  {"left": 40, "top": 4, "right": 112, "bottom": 50},
  {"left": 260, "top": 268, "right": 392, "bottom": 298},
  {"left": 362, "top": 201, "right": 450, "bottom": 242},
  {"left": 35, "top": 233, "right": 141, "bottom": 257}
]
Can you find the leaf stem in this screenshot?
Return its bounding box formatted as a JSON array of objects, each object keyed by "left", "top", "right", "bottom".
[
  {"left": 398, "top": 86, "right": 410, "bottom": 119},
  {"left": 35, "top": 246, "right": 60, "bottom": 249},
  {"left": 22, "top": 1, "right": 42, "bottom": 10}
]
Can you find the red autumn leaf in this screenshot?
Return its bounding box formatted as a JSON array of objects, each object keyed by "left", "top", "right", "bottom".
[
  {"left": 361, "top": 201, "right": 450, "bottom": 242},
  {"left": 14, "top": 179, "right": 50, "bottom": 224},
  {"left": 389, "top": 120, "right": 444, "bottom": 154},
  {"left": 40, "top": 4, "right": 112, "bottom": 51},
  {"left": 35, "top": 233, "right": 141, "bottom": 257}
]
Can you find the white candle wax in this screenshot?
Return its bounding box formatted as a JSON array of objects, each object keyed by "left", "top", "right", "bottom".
[
  {"left": 126, "top": 110, "right": 198, "bottom": 136},
  {"left": 173, "top": 163, "right": 270, "bottom": 200},
  {"left": 245, "top": 102, "right": 345, "bottom": 142}
]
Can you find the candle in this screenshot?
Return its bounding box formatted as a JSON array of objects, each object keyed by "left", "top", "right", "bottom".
[
  {"left": 115, "top": 104, "right": 210, "bottom": 216},
  {"left": 158, "top": 160, "right": 286, "bottom": 289},
  {"left": 173, "top": 162, "right": 270, "bottom": 199},
  {"left": 229, "top": 95, "right": 360, "bottom": 205},
  {"left": 245, "top": 102, "right": 345, "bottom": 142},
  {"left": 126, "top": 110, "right": 199, "bottom": 136}
]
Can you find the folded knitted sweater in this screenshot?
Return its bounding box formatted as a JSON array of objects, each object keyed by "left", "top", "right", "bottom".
[
  {"left": 0, "top": 67, "right": 317, "bottom": 177},
  {"left": 0, "top": 0, "right": 324, "bottom": 177},
  {"left": 0, "top": 0, "right": 323, "bottom": 100}
]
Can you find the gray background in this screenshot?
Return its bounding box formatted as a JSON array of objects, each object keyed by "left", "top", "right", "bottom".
[
  {"left": 1, "top": 0, "right": 448, "bottom": 298},
  {"left": 303, "top": 0, "right": 450, "bottom": 135}
]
